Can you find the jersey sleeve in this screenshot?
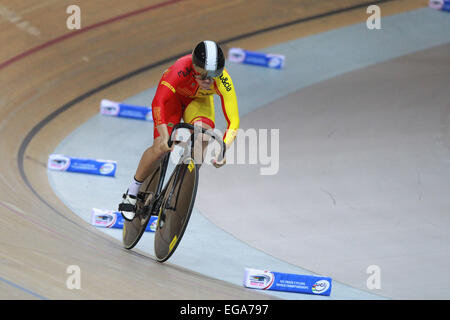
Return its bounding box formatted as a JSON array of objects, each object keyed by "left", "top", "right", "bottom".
[
  {"left": 214, "top": 69, "right": 240, "bottom": 145},
  {"left": 151, "top": 65, "right": 182, "bottom": 126}
]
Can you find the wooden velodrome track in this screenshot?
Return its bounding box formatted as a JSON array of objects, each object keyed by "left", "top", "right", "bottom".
[{"left": 0, "top": 0, "right": 425, "bottom": 299}]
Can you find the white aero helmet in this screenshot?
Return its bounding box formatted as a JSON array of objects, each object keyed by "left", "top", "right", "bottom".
[{"left": 192, "top": 40, "right": 225, "bottom": 79}]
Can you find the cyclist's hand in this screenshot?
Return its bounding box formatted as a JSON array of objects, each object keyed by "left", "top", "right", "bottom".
[
  {"left": 212, "top": 155, "right": 226, "bottom": 168},
  {"left": 156, "top": 124, "right": 173, "bottom": 153},
  {"left": 158, "top": 139, "right": 173, "bottom": 153}
]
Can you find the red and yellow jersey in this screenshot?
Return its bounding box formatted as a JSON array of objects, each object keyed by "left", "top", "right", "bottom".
[{"left": 152, "top": 54, "right": 239, "bottom": 145}]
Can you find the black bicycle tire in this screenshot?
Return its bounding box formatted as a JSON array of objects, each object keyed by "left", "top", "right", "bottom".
[{"left": 154, "top": 160, "right": 199, "bottom": 262}]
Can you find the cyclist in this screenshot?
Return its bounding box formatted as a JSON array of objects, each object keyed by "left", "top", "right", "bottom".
[{"left": 119, "top": 40, "right": 240, "bottom": 221}]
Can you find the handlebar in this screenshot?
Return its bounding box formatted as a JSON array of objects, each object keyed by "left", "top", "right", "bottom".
[{"left": 167, "top": 122, "right": 226, "bottom": 162}]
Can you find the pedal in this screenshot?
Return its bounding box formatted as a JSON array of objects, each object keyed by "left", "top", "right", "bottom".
[{"left": 118, "top": 203, "right": 135, "bottom": 212}]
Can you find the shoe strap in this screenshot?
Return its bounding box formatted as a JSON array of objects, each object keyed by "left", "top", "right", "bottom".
[{"left": 119, "top": 203, "right": 135, "bottom": 212}]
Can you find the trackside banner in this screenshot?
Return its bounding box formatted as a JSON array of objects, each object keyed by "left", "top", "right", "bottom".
[
  {"left": 228, "top": 48, "right": 285, "bottom": 69},
  {"left": 243, "top": 268, "right": 332, "bottom": 296},
  {"left": 47, "top": 154, "right": 117, "bottom": 177},
  {"left": 429, "top": 0, "right": 450, "bottom": 11},
  {"left": 100, "top": 99, "right": 153, "bottom": 121},
  {"left": 91, "top": 208, "right": 157, "bottom": 232}
]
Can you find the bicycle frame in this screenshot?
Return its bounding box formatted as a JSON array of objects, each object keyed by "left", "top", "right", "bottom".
[
  {"left": 147, "top": 122, "right": 226, "bottom": 217},
  {"left": 122, "top": 122, "right": 226, "bottom": 253}
]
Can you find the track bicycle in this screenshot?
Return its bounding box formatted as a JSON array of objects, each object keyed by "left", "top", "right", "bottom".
[{"left": 122, "top": 122, "right": 225, "bottom": 262}]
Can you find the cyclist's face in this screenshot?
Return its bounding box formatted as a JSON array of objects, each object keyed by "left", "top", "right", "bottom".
[{"left": 194, "top": 75, "right": 213, "bottom": 90}]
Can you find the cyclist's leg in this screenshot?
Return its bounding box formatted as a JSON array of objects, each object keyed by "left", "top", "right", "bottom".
[
  {"left": 120, "top": 95, "right": 182, "bottom": 219},
  {"left": 134, "top": 96, "right": 183, "bottom": 184},
  {"left": 183, "top": 96, "right": 215, "bottom": 164}
]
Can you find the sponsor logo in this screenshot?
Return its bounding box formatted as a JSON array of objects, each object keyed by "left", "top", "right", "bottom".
[
  {"left": 312, "top": 280, "right": 330, "bottom": 294},
  {"left": 228, "top": 48, "right": 246, "bottom": 63},
  {"left": 99, "top": 163, "right": 116, "bottom": 175},
  {"left": 101, "top": 104, "right": 120, "bottom": 116},
  {"left": 268, "top": 56, "right": 282, "bottom": 68},
  {"left": 178, "top": 67, "right": 193, "bottom": 78},
  {"left": 429, "top": 0, "right": 444, "bottom": 9},
  {"left": 188, "top": 159, "right": 195, "bottom": 172},
  {"left": 150, "top": 217, "right": 157, "bottom": 231},
  {"left": 178, "top": 88, "right": 194, "bottom": 97},
  {"left": 94, "top": 213, "right": 116, "bottom": 228},
  {"left": 153, "top": 106, "right": 163, "bottom": 126},
  {"left": 48, "top": 155, "right": 71, "bottom": 171},
  {"left": 220, "top": 74, "right": 232, "bottom": 92},
  {"left": 248, "top": 272, "right": 274, "bottom": 290}
]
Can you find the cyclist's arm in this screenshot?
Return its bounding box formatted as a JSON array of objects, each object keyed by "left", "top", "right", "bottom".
[
  {"left": 152, "top": 67, "right": 181, "bottom": 149},
  {"left": 156, "top": 123, "right": 170, "bottom": 141},
  {"left": 214, "top": 69, "right": 240, "bottom": 146},
  {"left": 152, "top": 64, "right": 184, "bottom": 123}
]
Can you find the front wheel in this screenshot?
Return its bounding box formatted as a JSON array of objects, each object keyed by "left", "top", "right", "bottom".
[{"left": 154, "top": 157, "right": 199, "bottom": 262}]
